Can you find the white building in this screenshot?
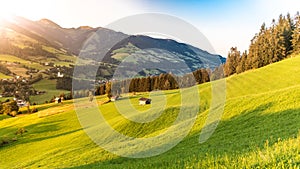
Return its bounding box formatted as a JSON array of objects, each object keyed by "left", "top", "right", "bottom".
[{"left": 57, "top": 72, "right": 64, "bottom": 78}]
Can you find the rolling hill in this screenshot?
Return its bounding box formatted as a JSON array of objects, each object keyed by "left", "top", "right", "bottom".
[
  {"left": 0, "top": 16, "right": 226, "bottom": 104},
  {"left": 0, "top": 54, "right": 299, "bottom": 168}
]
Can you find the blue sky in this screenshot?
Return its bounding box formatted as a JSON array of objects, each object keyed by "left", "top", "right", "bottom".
[
  {"left": 136, "top": 0, "right": 300, "bottom": 56},
  {"left": 1, "top": 0, "right": 299, "bottom": 57}
]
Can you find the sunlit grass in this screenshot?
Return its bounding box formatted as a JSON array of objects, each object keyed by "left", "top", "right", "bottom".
[
  {"left": 30, "top": 79, "right": 69, "bottom": 104},
  {"left": 0, "top": 54, "right": 29, "bottom": 63},
  {"left": 0, "top": 72, "right": 11, "bottom": 79},
  {"left": 0, "top": 55, "right": 300, "bottom": 168}
]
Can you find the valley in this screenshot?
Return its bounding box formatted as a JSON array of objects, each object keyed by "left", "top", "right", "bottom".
[
  {"left": 0, "top": 54, "right": 299, "bottom": 168},
  {"left": 0, "top": 6, "right": 300, "bottom": 168}
]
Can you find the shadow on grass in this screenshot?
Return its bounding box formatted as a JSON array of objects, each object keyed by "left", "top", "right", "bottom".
[
  {"left": 0, "top": 115, "right": 12, "bottom": 121},
  {"left": 25, "top": 128, "right": 82, "bottom": 144},
  {"left": 21, "top": 119, "right": 83, "bottom": 143},
  {"left": 67, "top": 102, "right": 300, "bottom": 168},
  {"left": 0, "top": 118, "right": 81, "bottom": 149}
]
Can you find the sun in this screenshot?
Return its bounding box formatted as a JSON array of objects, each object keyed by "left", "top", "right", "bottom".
[
  {"left": 0, "top": 13, "right": 15, "bottom": 24},
  {"left": 0, "top": 2, "right": 16, "bottom": 23},
  {"left": 0, "top": 0, "right": 41, "bottom": 23},
  {"left": 0, "top": 0, "right": 54, "bottom": 24}
]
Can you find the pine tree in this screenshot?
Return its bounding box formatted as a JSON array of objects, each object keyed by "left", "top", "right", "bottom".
[
  {"left": 211, "top": 65, "right": 224, "bottom": 80},
  {"left": 224, "top": 47, "right": 240, "bottom": 76},
  {"left": 105, "top": 82, "right": 112, "bottom": 99},
  {"left": 236, "top": 51, "right": 248, "bottom": 74},
  {"left": 292, "top": 12, "right": 300, "bottom": 55},
  {"left": 201, "top": 69, "right": 210, "bottom": 83},
  {"left": 193, "top": 69, "right": 202, "bottom": 84},
  {"left": 153, "top": 76, "right": 159, "bottom": 90},
  {"left": 285, "top": 13, "right": 294, "bottom": 54},
  {"left": 145, "top": 76, "right": 151, "bottom": 91},
  {"left": 273, "top": 14, "right": 288, "bottom": 62},
  {"left": 158, "top": 74, "right": 165, "bottom": 90}
]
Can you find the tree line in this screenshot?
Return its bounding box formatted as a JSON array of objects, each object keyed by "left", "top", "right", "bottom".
[
  {"left": 0, "top": 64, "right": 11, "bottom": 75},
  {"left": 223, "top": 12, "right": 300, "bottom": 76},
  {"left": 95, "top": 68, "right": 210, "bottom": 97}
]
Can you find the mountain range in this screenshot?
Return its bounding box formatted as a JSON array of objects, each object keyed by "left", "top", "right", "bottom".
[{"left": 0, "top": 16, "right": 225, "bottom": 78}]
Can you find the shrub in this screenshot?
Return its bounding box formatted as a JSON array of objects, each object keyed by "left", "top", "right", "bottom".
[
  {"left": 64, "top": 93, "right": 73, "bottom": 100},
  {"left": 15, "top": 128, "right": 27, "bottom": 136},
  {"left": 0, "top": 137, "right": 10, "bottom": 146},
  {"left": 2, "top": 101, "right": 19, "bottom": 116},
  {"left": 31, "top": 107, "right": 38, "bottom": 113},
  {"left": 0, "top": 136, "right": 17, "bottom": 147},
  {"left": 10, "top": 111, "right": 17, "bottom": 117},
  {"left": 0, "top": 104, "right": 3, "bottom": 114}
]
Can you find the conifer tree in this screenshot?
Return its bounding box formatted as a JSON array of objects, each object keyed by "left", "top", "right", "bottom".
[
  {"left": 236, "top": 51, "right": 248, "bottom": 74},
  {"left": 292, "top": 12, "right": 300, "bottom": 55},
  {"left": 224, "top": 47, "right": 240, "bottom": 76},
  {"left": 105, "top": 82, "right": 112, "bottom": 99}
]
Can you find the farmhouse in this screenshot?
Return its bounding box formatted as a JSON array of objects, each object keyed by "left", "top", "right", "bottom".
[
  {"left": 57, "top": 72, "right": 64, "bottom": 78},
  {"left": 111, "top": 96, "right": 119, "bottom": 102},
  {"left": 54, "top": 97, "right": 64, "bottom": 103},
  {"left": 139, "top": 97, "right": 151, "bottom": 105},
  {"left": 16, "top": 99, "right": 27, "bottom": 107}
]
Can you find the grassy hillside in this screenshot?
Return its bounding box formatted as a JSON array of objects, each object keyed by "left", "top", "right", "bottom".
[
  {"left": 0, "top": 72, "right": 11, "bottom": 79},
  {"left": 30, "top": 79, "right": 69, "bottom": 104},
  {"left": 1, "top": 56, "right": 300, "bottom": 168},
  {"left": 0, "top": 54, "right": 30, "bottom": 63}
]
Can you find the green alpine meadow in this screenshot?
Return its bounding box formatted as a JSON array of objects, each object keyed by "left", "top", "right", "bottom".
[
  {"left": 1, "top": 0, "right": 300, "bottom": 168},
  {"left": 1, "top": 55, "right": 300, "bottom": 168}
]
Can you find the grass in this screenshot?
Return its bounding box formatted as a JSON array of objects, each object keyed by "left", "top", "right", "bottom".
[
  {"left": 0, "top": 97, "right": 13, "bottom": 102},
  {"left": 42, "top": 46, "right": 76, "bottom": 67},
  {"left": 24, "top": 62, "right": 48, "bottom": 70},
  {"left": 0, "top": 72, "right": 11, "bottom": 79},
  {"left": 111, "top": 43, "right": 139, "bottom": 61},
  {"left": 0, "top": 55, "right": 47, "bottom": 74},
  {"left": 30, "top": 79, "right": 69, "bottom": 104},
  {"left": 0, "top": 54, "right": 30, "bottom": 64},
  {"left": 57, "top": 54, "right": 77, "bottom": 62},
  {"left": 0, "top": 55, "right": 300, "bottom": 168},
  {"left": 6, "top": 65, "right": 29, "bottom": 77},
  {"left": 42, "top": 46, "right": 61, "bottom": 54},
  {"left": 0, "top": 115, "right": 11, "bottom": 120},
  {"left": 111, "top": 53, "right": 129, "bottom": 61}
]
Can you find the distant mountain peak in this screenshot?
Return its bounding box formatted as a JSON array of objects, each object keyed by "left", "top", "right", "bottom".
[
  {"left": 77, "top": 26, "right": 93, "bottom": 30},
  {"left": 37, "top": 19, "right": 61, "bottom": 28}
]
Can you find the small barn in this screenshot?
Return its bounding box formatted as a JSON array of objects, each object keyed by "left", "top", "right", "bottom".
[
  {"left": 57, "top": 72, "right": 64, "bottom": 78},
  {"left": 111, "top": 96, "right": 119, "bottom": 102},
  {"left": 54, "top": 97, "right": 62, "bottom": 103},
  {"left": 16, "top": 99, "right": 27, "bottom": 107},
  {"left": 139, "top": 97, "right": 151, "bottom": 105}
]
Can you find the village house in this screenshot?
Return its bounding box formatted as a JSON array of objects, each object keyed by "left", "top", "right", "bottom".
[
  {"left": 13, "top": 98, "right": 27, "bottom": 107},
  {"left": 57, "top": 72, "right": 64, "bottom": 78},
  {"left": 54, "top": 97, "right": 64, "bottom": 103},
  {"left": 111, "top": 96, "right": 119, "bottom": 102},
  {"left": 139, "top": 97, "right": 151, "bottom": 105}
]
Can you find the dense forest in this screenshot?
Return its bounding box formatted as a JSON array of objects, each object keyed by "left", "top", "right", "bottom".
[
  {"left": 94, "top": 68, "right": 210, "bottom": 97},
  {"left": 223, "top": 12, "right": 300, "bottom": 76},
  {"left": 57, "top": 68, "right": 210, "bottom": 98}
]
